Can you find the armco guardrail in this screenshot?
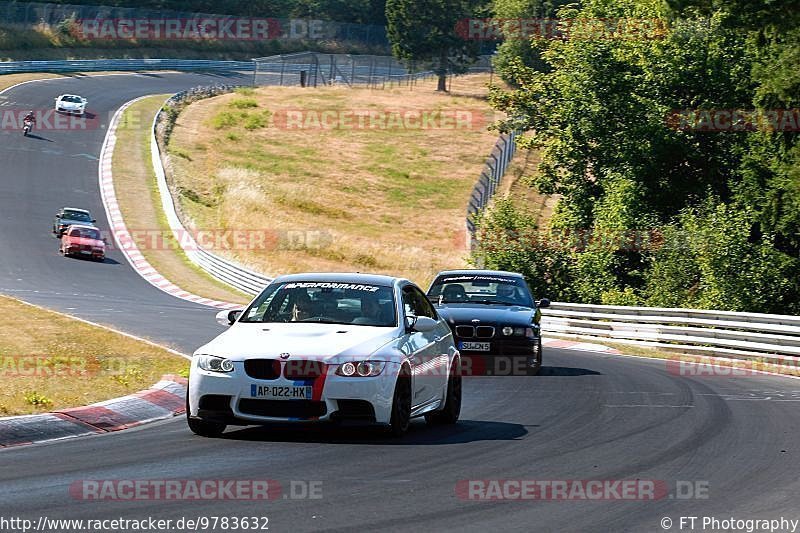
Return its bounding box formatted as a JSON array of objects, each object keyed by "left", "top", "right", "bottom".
[
  {"left": 0, "top": 59, "right": 254, "bottom": 74},
  {"left": 151, "top": 86, "right": 271, "bottom": 296},
  {"left": 541, "top": 302, "right": 800, "bottom": 365}
]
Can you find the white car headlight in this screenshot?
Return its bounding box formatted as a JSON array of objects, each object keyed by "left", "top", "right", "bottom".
[
  {"left": 336, "top": 361, "right": 385, "bottom": 377},
  {"left": 197, "top": 354, "right": 234, "bottom": 373}
]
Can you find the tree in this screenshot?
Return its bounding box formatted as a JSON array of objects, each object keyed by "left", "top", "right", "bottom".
[{"left": 386, "top": 0, "right": 484, "bottom": 91}]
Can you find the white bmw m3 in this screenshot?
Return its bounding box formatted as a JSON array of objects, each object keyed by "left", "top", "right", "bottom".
[{"left": 187, "top": 273, "right": 462, "bottom": 437}]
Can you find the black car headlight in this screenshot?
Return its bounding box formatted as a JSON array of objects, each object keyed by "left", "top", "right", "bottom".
[{"left": 501, "top": 326, "right": 533, "bottom": 336}]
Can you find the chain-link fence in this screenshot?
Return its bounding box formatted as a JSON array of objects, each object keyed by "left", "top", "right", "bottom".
[
  {"left": 466, "top": 132, "right": 518, "bottom": 245},
  {"left": 253, "top": 52, "right": 494, "bottom": 88}
]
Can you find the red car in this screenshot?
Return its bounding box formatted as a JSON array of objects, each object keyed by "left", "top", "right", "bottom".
[{"left": 60, "top": 225, "right": 105, "bottom": 261}]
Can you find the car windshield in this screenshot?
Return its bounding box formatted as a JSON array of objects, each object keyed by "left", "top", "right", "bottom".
[
  {"left": 240, "top": 281, "right": 397, "bottom": 327},
  {"left": 428, "top": 274, "right": 534, "bottom": 307},
  {"left": 63, "top": 210, "right": 91, "bottom": 221},
  {"left": 62, "top": 96, "right": 82, "bottom": 103},
  {"left": 69, "top": 228, "right": 100, "bottom": 239}
]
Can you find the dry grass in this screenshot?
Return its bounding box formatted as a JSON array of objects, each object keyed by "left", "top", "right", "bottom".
[
  {"left": 112, "top": 96, "right": 250, "bottom": 304},
  {"left": 0, "top": 295, "right": 189, "bottom": 415},
  {"left": 168, "top": 74, "right": 502, "bottom": 287}
]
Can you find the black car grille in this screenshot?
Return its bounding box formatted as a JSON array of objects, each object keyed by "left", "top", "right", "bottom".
[
  {"left": 238, "top": 399, "right": 327, "bottom": 419},
  {"left": 245, "top": 359, "right": 328, "bottom": 380},
  {"left": 244, "top": 359, "right": 282, "bottom": 380},
  {"left": 283, "top": 360, "right": 327, "bottom": 379},
  {"left": 454, "top": 325, "right": 495, "bottom": 338}
]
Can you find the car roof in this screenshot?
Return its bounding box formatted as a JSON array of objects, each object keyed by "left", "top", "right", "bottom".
[
  {"left": 433, "top": 269, "right": 525, "bottom": 278},
  {"left": 61, "top": 207, "right": 91, "bottom": 214},
  {"left": 272, "top": 272, "right": 404, "bottom": 287}
]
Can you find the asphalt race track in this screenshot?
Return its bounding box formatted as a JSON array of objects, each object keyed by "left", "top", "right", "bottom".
[{"left": 1, "top": 74, "right": 799, "bottom": 532}]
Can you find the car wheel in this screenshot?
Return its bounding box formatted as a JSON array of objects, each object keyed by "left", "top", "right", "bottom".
[
  {"left": 526, "top": 338, "right": 543, "bottom": 376},
  {"left": 388, "top": 370, "right": 411, "bottom": 437},
  {"left": 425, "top": 359, "right": 461, "bottom": 425},
  {"left": 185, "top": 392, "right": 226, "bottom": 438}
]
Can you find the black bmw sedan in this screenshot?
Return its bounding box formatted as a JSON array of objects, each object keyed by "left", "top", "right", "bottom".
[{"left": 427, "top": 270, "right": 549, "bottom": 375}]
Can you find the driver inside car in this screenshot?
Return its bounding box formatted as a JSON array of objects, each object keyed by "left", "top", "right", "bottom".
[
  {"left": 496, "top": 284, "right": 519, "bottom": 303},
  {"left": 290, "top": 291, "right": 315, "bottom": 321}
]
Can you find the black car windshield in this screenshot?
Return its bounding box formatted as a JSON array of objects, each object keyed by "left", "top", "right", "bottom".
[
  {"left": 428, "top": 275, "right": 534, "bottom": 307},
  {"left": 63, "top": 210, "right": 91, "bottom": 221},
  {"left": 240, "top": 281, "right": 397, "bottom": 327},
  {"left": 62, "top": 96, "right": 82, "bottom": 103}
]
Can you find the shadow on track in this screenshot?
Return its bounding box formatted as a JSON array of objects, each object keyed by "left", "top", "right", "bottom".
[
  {"left": 24, "top": 133, "right": 54, "bottom": 142},
  {"left": 221, "top": 419, "right": 529, "bottom": 445},
  {"left": 538, "top": 366, "right": 602, "bottom": 377}
]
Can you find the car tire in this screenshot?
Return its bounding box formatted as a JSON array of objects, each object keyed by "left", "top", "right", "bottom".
[
  {"left": 388, "top": 370, "right": 411, "bottom": 437},
  {"left": 185, "top": 393, "right": 226, "bottom": 438},
  {"left": 526, "top": 338, "right": 543, "bottom": 376},
  {"left": 425, "top": 359, "right": 461, "bottom": 426}
]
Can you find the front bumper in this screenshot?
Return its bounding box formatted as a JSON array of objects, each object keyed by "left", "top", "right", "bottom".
[
  {"left": 56, "top": 106, "right": 85, "bottom": 115},
  {"left": 453, "top": 335, "right": 541, "bottom": 376},
  {"left": 188, "top": 360, "right": 399, "bottom": 426}
]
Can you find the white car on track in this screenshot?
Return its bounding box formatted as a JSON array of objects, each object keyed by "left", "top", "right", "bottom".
[
  {"left": 187, "top": 273, "right": 462, "bottom": 437},
  {"left": 54, "top": 94, "right": 87, "bottom": 115}
]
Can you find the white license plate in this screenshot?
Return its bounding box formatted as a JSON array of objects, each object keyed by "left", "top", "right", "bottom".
[
  {"left": 250, "top": 384, "right": 313, "bottom": 400},
  {"left": 80, "top": 250, "right": 91, "bottom": 255},
  {"left": 460, "top": 341, "right": 491, "bottom": 352}
]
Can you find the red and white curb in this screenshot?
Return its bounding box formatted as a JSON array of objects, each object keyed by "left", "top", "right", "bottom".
[
  {"left": 98, "top": 97, "right": 238, "bottom": 310},
  {"left": 542, "top": 337, "right": 621, "bottom": 354},
  {"left": 0, "top": 375, "right": 187, "bottom": 448}
]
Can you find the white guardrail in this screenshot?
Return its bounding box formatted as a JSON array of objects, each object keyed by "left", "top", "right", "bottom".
[
  {"left": 147, "top": 87, "right": 800, "bottom": 365},
  {"left": 150, "top": 95, "right": 272, "bottom": 296},
  {"left": 542, "top": 303, "right": 800, "bottom": 364}
]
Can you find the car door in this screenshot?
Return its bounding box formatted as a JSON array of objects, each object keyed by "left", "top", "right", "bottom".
[{"left": 401, "top": 284, "right": 446, "bottom": 409}]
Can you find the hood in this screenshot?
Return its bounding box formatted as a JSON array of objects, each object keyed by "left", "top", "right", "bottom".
[
  {"left": 195, "top": 322, "right": 399, "bottom": 362},
  {"left": 59, "top": 101, "right": 84, "bottom": 109},
  {"left": 435, "top": 304, "right": 534, "bottom": 327},
  {"left": 67, "top": 236, "right": 103, "bottom": 247}
]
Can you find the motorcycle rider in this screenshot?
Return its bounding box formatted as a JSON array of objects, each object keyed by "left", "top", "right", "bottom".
[{"left": 23, "top": 110, "right": 36, "bottom": 130}]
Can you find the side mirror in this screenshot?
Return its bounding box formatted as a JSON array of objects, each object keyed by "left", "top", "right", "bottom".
[
  {"left": 55, "top": 214, "right": 61, "bottom": 218},
  {"left": 409, "top": 316, "right": 438, "bottom": 333},
  {"left": 91, "top": 219, "right": 96, "bottom": 223},
  {"left": 537, "top": 298, "right": 551, "bottom": 308},
  {"left": 216, "top": 309, "right": 243, "bottom": 326}
]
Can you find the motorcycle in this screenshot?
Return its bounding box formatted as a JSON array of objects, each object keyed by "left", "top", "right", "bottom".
[{"left": 22, "top": 118, "right": 33, "bottom": 136}]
